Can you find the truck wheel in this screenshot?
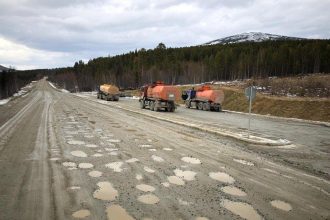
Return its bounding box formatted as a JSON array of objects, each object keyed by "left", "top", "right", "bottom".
[
  {"left": 203, "top": 103, "right": 210, "bottom": 111},
  {"left": 150, "top": 101, "right": 155, "bottom": 111},
  {"left": 168, "top": 103, "right": 175, "bottom": 112},
  {"left": 140, "top": 100, "right": 145, "bottom": 109},
  {"left": 185, "top": 101, "right": 191, "bottom": 108},
  {"left": 197, "top": 102, "right": 203, "bottom": 110}
]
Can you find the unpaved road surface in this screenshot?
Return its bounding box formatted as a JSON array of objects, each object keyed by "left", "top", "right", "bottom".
[{"left": 0, "top": 79, "right": 329, "bottom": 220}]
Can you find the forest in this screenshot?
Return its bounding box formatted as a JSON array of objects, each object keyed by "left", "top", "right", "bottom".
[{"left": 1, "top": 39, "right": 330, "bottom": 98}]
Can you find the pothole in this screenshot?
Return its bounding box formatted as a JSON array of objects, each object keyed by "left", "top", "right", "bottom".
[
  {"left": 105, "top": 162, "right": 124, "bottom": 172},
  {"left": 139, "top": 144, "right": 152, "bottom": 148},
  {"left": 126, "top": 158, "right": 139, "bottom": 163},
  {"left": 71, "top": 151, "right": 88, "bottom": 158},
  {"left": 107, "top": 139, "right": 121, "bottom": 143},
  {"left": 106, "top": 204, "right": 134, "bottom": 220},
  {"left": 72, "top": 209, "right": 91, "bottom": 218},
  {"left": 144, "top": 166, "right": 155, "bottom": 173},
  {"left": 68, "top": 186, "right": 81, "bottom": 190},
  {"left": 86, "top": 144, "right": 98, "bottom": 148},
  {"left": 221, "top": 186, "right": 247, "bottom": 197},
  {"left": 222, "top": 199, "right": 262, "bottom": 220},
  {"left": 262, "top": 168, "right": 279, "bottom": 174},
  {"left": 161, "top": 182, "right": 170, "bottom": 187},
  {"left": 151, "top": 155, "right": 164, "bottom": 162},
  {"left": 136, "top": 174, "right": 143, "bottom": 180},
  {"left": 93, "top": 182, "right": 118, "bottom": 201},
  {"left": 270, "top": 200, "right": 292, "bottom": 211},
  {"left": 92, "top": 153, "right": 103, "bottom": 157},
  {"left": 88, "top": 170, "right": 103, "bottom": 177},
  {"left": 163, "top": 148, "right": 173, "bottom": 151},
  {"left": 67, "top": 140, "right": 85, "bottom": 145},
  {"left": 109, "top": 152, "right": 119, "bottom": 156},
  {"left": 149, "top": 149, "right": 157, "bottom": 152},
  {"left": 137, "top": 194, "right": 160, "bottom": 204},
  {"left": 181, "top": 157, "right": 201, "bottom": 164},
  {"left": 167, "top": 176, "right": 185, "bottom": 186},
  {"left": 78, "top": 163, "right": 94, "bottom": 169},
  {"left": 62, "top": 162, "right": 77, "bottom": 167},
  {"left": 174, "top": 169, "right": 196, "bottom": 181},
  {"left": 49, "top": 157, "right": 60, "bottom": 161},
  {"left": 233, "top": 159, "right": 254, "bottom": 166},
  {"left": 209, "top": 172, "right": 235, "bottom": 184},
  {"left": 136, "top": 184, "right": 155, "bottom": 192}
]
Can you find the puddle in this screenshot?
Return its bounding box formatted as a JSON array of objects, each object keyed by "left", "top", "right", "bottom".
[
  {"left": 105, "top": 148, "right": 118, "bottom": 152},
  {"left": 151, "top": 155, "right": 164, "bottom": 162},
  {"left": 126, "top": 158, "right": 139, "bottom": 163},
  {"left": 65, "top": 131, "right": 78, "bottom": 135},
  {"left": 107, "top": 139, "right": 121, "bottom": 143},
  {"left": 68, "top": 167, "right": 78, "bottom": 170},
  {"left": 92, "top": 153, "right": 103, "bottom": 157},
  {"left": 84, "top": 135, "right": 94, "bottom": 138},
  {"left": 233, "top": 159, "right": 254, "bottom": 166},
  {"left": 62, "top": 162, "right": 77, "bottom": 167},
  {"left": 95, "top": 128, "right": 103, "bottom": 133},
  {"left": 147, "top": 139, "right": 153, "bottom": 142},
  {"left": 270, "top": 200, "right": 292, "bottom": 211},
  {"left": 72, "top": 209, "right": 91, "bottom": 218},
  {"left": 93, "top": 182, "right": 118, "bottom": 201},
  {"left": 68, "top": 186, "right": 81, "bottom": 190},
  {"left": 106, "top": 204, "right": 134, "bottom": 220},
  {"left": 136, "top": 184, "right": 156, "bottom": 192},
  {"left": 97, "top": 149, "right": 103, "bottom": 153},
  {"left": 125, "top": 128, "right": 137, "bottom": 132},
  {"left": 162, "top": 182, "right": 170, "bottom": 187},
  {"left": 167, "top": 176, "right": 185, "bottom": 185},
  {"left": 78, "top": 163, "right": 94, "bottom": 169},
  {"left": 178, "top": 198, "right": 191, "bottom": 206},
  {"left": 67, "top": 140, "right": 85, "bottom": 145},
  {"left": 137, "top": 194, "right": 160, "bottom": 204},
  {"left": 163, "top": 148, "right": 173, "bottom": 151},
  {"left": 139, "top": 144, "right": 152, "bottom": 148},
  {"left": 105, "top": 162, "right": 124, "bottom": 172},
  {"left": 209, "top": 172, "right": 235, "bottom": 184},
  {"left": 262, "top": 168, "right": 279, "bottom": 174},
  {"left": 222, "top": 199, "right": 262, "bottom": 220},
  {"left": 71, "top": 151, "right": 88, "bottom": 158},
  {"left": 144, "top": 166, "right": 155, "bottom": 173},
  {"left": 181, "top": 157, "right": 201, "bottom": 164},
  {"left": 88, "top": 170, "right": 103, "bottom": 177},
  {"left": 49, "top": 157, "right": 60, "bottom": 161},
  {"left": 149, "top": 149, "right": 157, "bottom": 152},
  {"left": 221, "top": 186, "right": 247, "bottom": 197},
  {"left": 174, "top": 169, "right": 196, "bottom": 181},
  {"left": 109, "top": 152, "right": 118, "bottom": 156},
  {"left": 136, "top": 174, "right": 143, "bottom": 180},
  {"left": 86, "top": 144, "right": 98, "bottom": 148}
]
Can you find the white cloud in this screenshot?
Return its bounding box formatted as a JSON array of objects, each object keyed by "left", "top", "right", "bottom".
[{"left": 0, "top": 0, "right": 329, "bottom": 69}]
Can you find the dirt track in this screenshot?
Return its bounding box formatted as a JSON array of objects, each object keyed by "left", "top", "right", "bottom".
[{"left": 0, "top": 79, "right": 329, "bottom": 220}]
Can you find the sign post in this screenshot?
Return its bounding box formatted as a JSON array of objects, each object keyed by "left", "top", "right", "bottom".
[{"left": 245, "top": 86, "right": 256, "bottom": 138}]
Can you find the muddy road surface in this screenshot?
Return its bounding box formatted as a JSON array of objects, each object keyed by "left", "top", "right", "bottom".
[{"left": 0, "top": 79, "right": 329, "bottom": 220}]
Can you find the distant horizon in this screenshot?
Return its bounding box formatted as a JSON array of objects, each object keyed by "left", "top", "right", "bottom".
[{"left": 1, "top": 0, "right": 329, "bottom": 70}]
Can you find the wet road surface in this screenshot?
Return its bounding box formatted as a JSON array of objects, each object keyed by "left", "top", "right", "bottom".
[{"left": 0, "top": 79, "right": 329, "bottom": 220}]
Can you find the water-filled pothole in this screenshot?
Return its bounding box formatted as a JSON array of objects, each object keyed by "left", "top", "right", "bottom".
[
  {"left": 105, "top": 162, "right": 124, "bottom": 172},
  {"left": 181, "top": 157, "right": 201, "bottom": 164},
  {"left": 137, "top": 194, "right": 160, "bottom": 204},
  {"left": 270, "top": 200, "right": 292, "bottom": 211},
  {"left": 72, "top": 209, "right": 90, "bottom": 218},
  {"left": 167, "top": 176, "right": 185, "bottom": 185},
  {"left": 221, "top": 186, "right": 246, "bottom": 197},
  {"left": 136, "top": 184, "right": 155, "bottom": 192},
  {"left": 209, "top": 172, "right": 235, "bottom": 184},
  {"left": 93, "top": 182, "right": 118, "bottom": 201},
  {"left": 222, "top": 199, "right": 262, "bottom": 220},
  {"left": 106, "top": 204, "right": 134, "bottom": 220}
]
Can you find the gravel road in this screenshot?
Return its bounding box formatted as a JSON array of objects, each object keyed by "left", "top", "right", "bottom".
[{"left": 0, "top": 79, "right": 329, "bottom": 220}]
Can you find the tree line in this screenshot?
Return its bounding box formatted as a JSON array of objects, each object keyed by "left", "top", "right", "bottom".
[
  {"left": 1, "top": 39, "right": 329, "bottom": 99},
  {"left": 48, "top": 39, "right": 330, "bottom": 92}
]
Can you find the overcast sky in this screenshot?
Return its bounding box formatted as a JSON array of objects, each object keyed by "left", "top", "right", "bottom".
[{"left": 0, "top": 0, "right": 329, "bottom": 70}]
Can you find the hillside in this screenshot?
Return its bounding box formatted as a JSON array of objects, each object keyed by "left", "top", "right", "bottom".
[
  {"left": 0, "top": 65, "right": 10, "bottom": 72},
  {"left": 203, "top": 32, "right": 305, "bottom": 45}
]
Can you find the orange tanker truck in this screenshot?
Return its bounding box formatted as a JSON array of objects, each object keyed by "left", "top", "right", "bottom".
[
  {"left": 182, "top": 85, "right": 224, "bottom": 111},
  {"left": 97, "top": 84, "right": 120, "bottom": 101},
  {"left": 139, "top": 81, "right": 180, "bottom": 112}
]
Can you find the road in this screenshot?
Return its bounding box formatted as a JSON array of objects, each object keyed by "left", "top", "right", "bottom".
[{"left": 0, "top": 79, "right": 329, "bottom": 220}]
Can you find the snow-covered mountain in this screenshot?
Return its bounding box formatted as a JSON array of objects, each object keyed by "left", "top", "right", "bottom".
[
  {"left": 0, "top": 65, "right": 10, "bottom": 72},
  {"left": 203, "top": 32, "right": 305, "bottom": 45}
]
